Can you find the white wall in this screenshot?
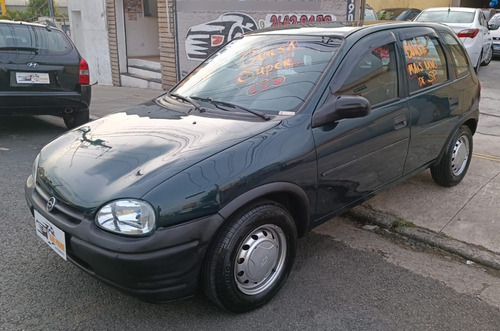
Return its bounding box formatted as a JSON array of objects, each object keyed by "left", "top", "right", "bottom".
[{"left": 67, "top": 0, "right": 113, "bottom": 85}]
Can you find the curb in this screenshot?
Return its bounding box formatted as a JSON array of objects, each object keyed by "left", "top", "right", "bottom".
[{"left": 345, "top": 205, "right": 500, "bottom": 271}]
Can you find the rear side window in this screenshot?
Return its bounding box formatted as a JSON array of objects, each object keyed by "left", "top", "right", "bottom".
[
  {"left": 0, "top": 24, "right": 72, "bottom": 54},
  {"left": 441, "top": 32, "right": 469, "bottom": 78},
  {"left": 403, "top": 35, "right": 448, "bottom": 93},
  {"left": 338, "top": 43, "right": 398, "bottom": 106}
]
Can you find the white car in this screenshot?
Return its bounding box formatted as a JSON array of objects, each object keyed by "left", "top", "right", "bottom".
[
  {"left": 490, "top": 13, "right": 500, "bottom": 57},
  {"left": 415, "top": 7, "right": 493, "bottom": 72}
]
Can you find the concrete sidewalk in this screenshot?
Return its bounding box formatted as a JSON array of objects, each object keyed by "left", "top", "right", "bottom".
[{"left": 89, "top": 83, "right": 500, "bottom": 270}]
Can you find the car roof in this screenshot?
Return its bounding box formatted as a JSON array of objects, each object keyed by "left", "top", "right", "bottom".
[
  {"left": 421, "top": 7, "right": 478, "bottom": 13},
  {"left": 0, "top": 20, "right": 50, "bottom": 28},
  {"left": 245, "top": 21, "right": 448, "bottom": 38}
]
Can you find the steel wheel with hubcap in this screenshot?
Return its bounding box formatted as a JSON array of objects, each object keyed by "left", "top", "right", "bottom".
[
  {"left": 431, "top": 125, "right": 473, "bottom": 187},
  {"left": 234, "top": 224, "right": 287, "bottom": 296},
  {"left": 203, "top": 201, "right": 297, "bottom": 313}
]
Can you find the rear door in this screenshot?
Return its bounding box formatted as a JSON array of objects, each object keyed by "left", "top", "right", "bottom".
[
  {"left": 398, "top": 27, "right": 462, "bottom": 174},
  {"left": 0, "top": 23, "right": 80, "bottom": 103}
]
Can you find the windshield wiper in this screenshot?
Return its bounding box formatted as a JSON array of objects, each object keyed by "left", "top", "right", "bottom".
[
  {"left": 192, "top": 97, "right": 270, "bottom": 121},
  {"left": 0, "top": 46, "right": 39, "bottom": 54},
  {"left": 168, "top": 92, "right": 205, "bottom": 112}
]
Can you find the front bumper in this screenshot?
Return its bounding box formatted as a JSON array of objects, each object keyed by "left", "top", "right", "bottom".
[{"left": 25, "top": 175, "right": 225, "bottom": 302}]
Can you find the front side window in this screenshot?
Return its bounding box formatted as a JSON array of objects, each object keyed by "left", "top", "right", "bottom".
[
  {"left": 403, "top": 35, "right": 448, "bottom": 93},
  {"left": 337, "top": 43, "right": 398, "bottom": 106},
  {"left": 170, "top": 35, "right": 341, "bottom": 114}
]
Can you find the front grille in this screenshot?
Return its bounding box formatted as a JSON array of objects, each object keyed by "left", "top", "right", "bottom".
[{"left": 34, "top": 184, "right": 86, "bottom": 225}]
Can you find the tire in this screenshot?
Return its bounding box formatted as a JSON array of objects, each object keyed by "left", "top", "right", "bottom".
[
  {"left": 431, "top": 125, "right": 473, "bottom": 187},
  {"left": 63, "top": 109, "right": 90, "bottom": 129},
  {"left": 481, "top": 46, "right": 493, "bottom": 66},
  {"left": 203, "top": 201, "right": 297, "bottom": 313},
  {"left": 474, "top": 52, "right": 482, "bottom": 74}
]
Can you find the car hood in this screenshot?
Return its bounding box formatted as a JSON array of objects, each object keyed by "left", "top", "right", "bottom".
[{"left": 37, "top": 103, "right": 279, "bottom": 211}]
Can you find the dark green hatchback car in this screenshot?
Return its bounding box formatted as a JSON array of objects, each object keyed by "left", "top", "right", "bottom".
[{"left": 25, "top": 21, "right": 479, "bottom": 312}]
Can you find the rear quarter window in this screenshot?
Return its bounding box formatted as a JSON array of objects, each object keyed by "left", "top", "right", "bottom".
[
  {"left": 0, "top": 24, "right": 72, "bottom": 54},
  {"left": 441, "top": 32, "right": 470, "bottom": 78},
  {"left": 403, "top": 35, "right": 448, "bottom": 93}
]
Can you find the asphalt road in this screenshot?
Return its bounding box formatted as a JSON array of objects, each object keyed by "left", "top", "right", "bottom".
[{"left": 1, "top": 61, "right": 500, "bottom": 330}]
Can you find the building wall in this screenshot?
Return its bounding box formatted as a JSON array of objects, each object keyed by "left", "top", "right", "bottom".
[
  {"left": 175, "top": 0, "right": 348, "bottom": 79},
  {"left": 68, "top": 0, "right": 113, "bottom": 85},
  {"left": 158, "top": 0, "right": 177, "bottom": 89}
]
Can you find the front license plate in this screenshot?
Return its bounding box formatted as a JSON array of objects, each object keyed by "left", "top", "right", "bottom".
[
  {"left": 34, "top": 210, "right": 67, "bottom": 260},
  {"left": 16, "top": 72, "right": 50, "bottom": 84}
]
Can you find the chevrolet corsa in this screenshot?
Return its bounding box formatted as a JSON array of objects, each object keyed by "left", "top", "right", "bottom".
[{"left": 26, "top": 22, "right": 480, "bottom": 312}]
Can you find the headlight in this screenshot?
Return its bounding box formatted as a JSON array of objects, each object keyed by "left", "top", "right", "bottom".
[
  {"left": 32, "top": 153, "right": 40, "bottom": 180},
  {"left": 96, "top": 199, "right": 156, "bottom": 236}
]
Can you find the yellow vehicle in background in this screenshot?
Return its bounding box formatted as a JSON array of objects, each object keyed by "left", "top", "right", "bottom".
[{"left": 0, "top": 0, "right": 7, "bottom": 17}]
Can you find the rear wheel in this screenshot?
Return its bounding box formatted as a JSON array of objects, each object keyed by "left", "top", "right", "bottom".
[
  {"left": 481, "top": 46, "right": 493, "bottom": 66},
  {"left": 431, "top": 125, "right": 473, "bottom": 187},
  {"left": 203, "top": 201, "right": 297, "bottom": 313},
  {"left": 63, "top": 109, "right": 90, "bottom": 129}
]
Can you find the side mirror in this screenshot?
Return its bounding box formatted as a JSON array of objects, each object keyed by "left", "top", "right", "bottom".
[
  {"left": 488, "top": 24, "right": 499, "bottom": 30},
  {"left": 312, "top": 95, "right": 371, "bottom": 128}
]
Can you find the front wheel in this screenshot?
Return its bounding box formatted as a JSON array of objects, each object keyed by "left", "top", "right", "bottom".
[
  {"left": 431, "top": 125, "right": 473, "bottom": 187},
  {"left": 203, "top": 201, "right": 297, "bottom": 313}
]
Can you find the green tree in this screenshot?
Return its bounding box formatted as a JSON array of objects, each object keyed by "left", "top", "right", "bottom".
[
  {"left": 26, "top": 0, "right": 60, "bottom": 18},
  {"left": 0, "top": 9, "right": 32, "bottom": 21}
]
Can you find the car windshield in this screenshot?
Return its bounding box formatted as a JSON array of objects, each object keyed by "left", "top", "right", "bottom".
[
  {"left": 416, "top": 10, "right": 475, "bottom": 24},
  {"left": 0, "top": 24, "right": 71, "bottom": 54},
  {"left": 168, "top": 34, "right": 342, "bottom": 114}
]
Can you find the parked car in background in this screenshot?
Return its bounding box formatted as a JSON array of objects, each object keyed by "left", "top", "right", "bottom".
[
  {"left": 364, "top": 4, "right": 378, "bottom": 20},
  {"left": 377, "top": 8, "right": 421, "bottom": 21},
  {"left": 482, "top": 8, "right": 497, "bottom": 21},
  {"left": 489, "top": 13, "right": 500, "bottom": 56},
  {"left": 415, "top": 7, "right": 493, "bottom": 72},
  {"left": 0, "top": 20, "right": 91, "bottom": 129},
  {"left": 26, "top": 21, "right": 480, "bottom": 313}
]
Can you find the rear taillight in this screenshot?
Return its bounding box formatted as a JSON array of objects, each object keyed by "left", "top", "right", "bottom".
[
  {"left": 79, "top": 58, "right": 90, "bottom": 84},
  {"left": 457, "top": 28, "right": 479, "bottom": 39}
]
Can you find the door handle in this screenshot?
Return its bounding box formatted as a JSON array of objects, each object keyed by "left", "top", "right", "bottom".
[{"left": 394, "top": 114, "right": 407, "bottom": 130}]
